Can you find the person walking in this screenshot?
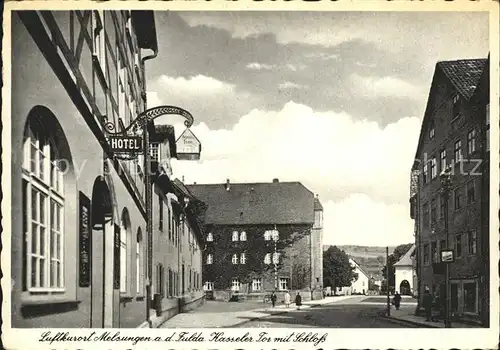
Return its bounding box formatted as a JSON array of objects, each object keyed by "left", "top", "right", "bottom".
[
  {"left": 270, "top": 291, "right": 277, "bottom": 308},
  {"left": 393, "top": 291, "right": 402, "bottom": 310},
  {"left": 295, "top": 292, "right": 302, "bottom": 310},
  {"left": 284, "top": 290, "right": 291, "bottom": 308},
  {"left": 423, "top": 287, "right": 433, "bottom": 322}
]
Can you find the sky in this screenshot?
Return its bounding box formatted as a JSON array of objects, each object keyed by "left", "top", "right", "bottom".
[{"left": 146, "top": 11, "right": 489, "bottom": 247}]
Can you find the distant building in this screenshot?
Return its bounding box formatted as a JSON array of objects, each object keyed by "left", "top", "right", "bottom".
[
  {"left": 410, "top": 57, "right": 489, "bottom": 325},
  {"left": 336, "top": 258, "right": 369, "bottom": 295},
  {"left": 187, "top": 179, "right": 324, "bottom": 301},
  {"left": 394, "top": 244, "right": 416, "bottom": 295}
]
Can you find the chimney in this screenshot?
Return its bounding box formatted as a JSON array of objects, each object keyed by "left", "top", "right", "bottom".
[
  {"left": 225, "top": 179, "right": 231, "bottom": 191},
  {"left": 272, "top": 178, "right": 279, "bottom": 183},
  {"left": 193, "top": 181, "right": 197, "bottom": 185}
]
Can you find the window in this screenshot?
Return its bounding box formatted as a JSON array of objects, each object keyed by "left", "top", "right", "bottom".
[
  {"left": 92, "top": 10, "right": 105, "bottom": 73},
  {"left": 422, "top": 202, "right": 429, "bottom": 228},
  {"left": 168, "top": 207, "right": 172, "bottom": 240},
  {"left": 467, "top": 230, "right": 477, "bottom": 255},
  {"left": 486, "top": 104, "right": 490, "bottom": 152},
  {"left": 423, "top": 163, "right": 429, "bottom": 184},
  {"left": 155, "top": 263, "right": 165, "bottom": 298},
  {"left": 423, "top": 244, "right": 429, "bottom": 265},
  {"left": 455, "top": 234, "right": 462, "bottom": 258},
  {"left": 232, "top": 254, "right": 238, "bottom": 264},
  {"left": 206, "top": 254, "right": 213, "bottom": 265},
  {"left": 454, "top": 187, "right": 463, "bottom": 210},
  {"left": 264, "top": 230, "right": 272, "bottom": 241},
  {"left": 240, "top": 253, "right": 246, "bottom": 264},
  {"left": 430, "top": 157, "right": 437, "bottom": 179},
  {"left": 430, "top": 199, "right": 437, "bottom": 224},
  {"left": 279, "top": 278, "right": 289, "bottom": 291},
  {"left": 232, "top": 230, "right": 239, "bottom": 241},
  {"left": 136, "top": 229, "right": 143, "bottom": 294},
  {"left": 231, "top": 278, "right": 240, "bottom": 292},
  {"left": 429, "top": 124, "right": 435, "bottom": 139},
  {"left": 431, "top": 241, "right": 437, "bottom": 263},
  {"left": 454, "top": 140, "right": 462, "bottom": 163},
  {"left": 466, "top": 180, "right": 475, "bottom": 204},
  {"left": 252, "top": 278, "right": 262, "bottom": 291},
  {"left": 464, "top": 282, "right": 477, "bottom": 313},
  {"left": 264, "top": 253, "right": 271, "bottom": 265},
  {"left": 240, "top": 231, "right": 247, "bottom": 241},
  {"left": 158, "top": 194, "right": 163, "bottom": 231},
  {"left": 150, "top": 143, "right": 159, "bottom": 162},
  {"left": 206, "top": 232, "right": 213, "bottom": 242},
  {"left": 453, "top": 94, "right": 460, "bottom": 119},
  {"left": 204, "top": 281, "right": 214, "bottom": 291},
  {"left": 467, "top": 129, "right": 476, "bottom": 155},
  {"left": 120, "top": 213, "right": 129, "bottom": 294},
  {"left": 272, "top": 252, "right": 281, "bottom": 264},
  {"left": 23, "top": 118, "right": 65, "bottom": 291},
  {"left": 272, "top": 230, "right": 279, "bottom": 241},
  {"left": 440, "top": 149, "right": 447, "bottom": 173}
]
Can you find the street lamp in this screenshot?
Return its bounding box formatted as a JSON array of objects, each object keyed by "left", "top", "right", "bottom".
[
  {"left": 104, "top": 105, "right": 196, "bottom": 328},
  {"left": 439, "top": 165, "right": 452, "bottom": 328}
]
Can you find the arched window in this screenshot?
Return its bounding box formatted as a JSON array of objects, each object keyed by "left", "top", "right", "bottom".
[
  {"left": 136, "top": 228, "right": 143, "bottom": 295},
  {"left": 23, "top": 115, "right": 66, "bottom": 290},
  {"left": 120, "top": 209, "right": 131, "bottom": 294},
  {"left": 240, "top": 231, "right": 247, "bottom": 241}
]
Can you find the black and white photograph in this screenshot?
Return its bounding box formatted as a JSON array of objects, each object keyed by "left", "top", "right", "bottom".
[{"left": 2, "top": 1, "right": 499, "bottom": 349}]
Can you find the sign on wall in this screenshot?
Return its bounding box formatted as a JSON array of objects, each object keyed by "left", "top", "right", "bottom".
[{"left": 79, "top": 193, "right": 92, "bottom": 287}]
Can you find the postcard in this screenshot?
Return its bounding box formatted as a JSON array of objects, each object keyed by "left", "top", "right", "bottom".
[{"left": 1, "top": 0, "right": 499, "bottom": 349}]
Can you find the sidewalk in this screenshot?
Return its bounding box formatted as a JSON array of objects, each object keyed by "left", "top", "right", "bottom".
[
  {"left": 159, "top": 295, "right": 355, "bottom": 328},
  {"left": 380, "top": 304, "right": 482, "bottom": 328}
]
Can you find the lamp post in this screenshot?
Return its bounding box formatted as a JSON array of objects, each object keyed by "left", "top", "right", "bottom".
[
  {"left": 440, "top": 165, "right": 452, "bottom": 328},
  {"left": 104, "top": 105, "right": 195, "bottom": 328}
]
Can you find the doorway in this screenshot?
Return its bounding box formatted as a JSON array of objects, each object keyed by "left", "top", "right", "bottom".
[{"left": 400, "top": 280, "right": 411, "bottom": 295}]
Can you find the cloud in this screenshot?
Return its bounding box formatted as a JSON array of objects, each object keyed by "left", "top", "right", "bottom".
[
  {"left": 351, "top": 73, "right": 425, "bottom": 99},
  {"left": 170, "top": 101, "right": 421, "bottom": 246},
  {"left": 278, "top": 81, "right": 306, "bottom": 89},
  {"left": 246, "top": 62, "right": 274, "bottom": 70},
  {"left": 156, "top": 75, "right": 236, "bottom": 96}
]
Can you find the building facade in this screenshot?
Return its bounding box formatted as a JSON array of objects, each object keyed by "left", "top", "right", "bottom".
[
  {"left": 187, "top": 179, "right": 324, "bottom": 301},
  {"left": 394, "top": 244, "right": 416, "bottom": 296},
  {"left": 336, "top": 258, "right": 369, "bottom": 295},
  {"left": 410, "top": 58, "right": 489, "bottom": 325},
  {"left": 10, "top": 10, "right": 204, "bottom": 328}
]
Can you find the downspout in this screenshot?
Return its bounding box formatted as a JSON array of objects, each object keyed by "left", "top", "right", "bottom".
[{"left": 141, "top": 48, "right": 158, "bottom": 329}]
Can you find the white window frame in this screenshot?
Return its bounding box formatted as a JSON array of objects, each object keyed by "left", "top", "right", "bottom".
[
  {"left": 23, "top": 120, "right": 65, "bottom": 292},
  {"left": 240, "top": 253, "right": 246, "bottom": 264},
  {"left": 440, "top": 149, "right": 447, "bottom": 173},
  {"left": 240, "top": 231, "right": 247, "bottom": 241},
  {"left": 206, "top": 254, "right": 213, "bottom": 265},
  {"left": 231, "top": 279, "right": 240, "bottom": 292},
  {"left": 430, "top": 157, "right": 437, "bottom": 179},
  {"left": 150, "top": 143, "right": 160, "bottom": 162},
  {"left": 207, "top": 232, "right": 213, "bottom": 242},
  {"left": 204, "top": 281, "right": 214, "bottom": 291},
  {"left": 232, "top": 254, "right": 238, "bottom": 264},
  {"left": 264, "top": 230, "right": 271, "bottom": 241},
  {"left": 252, "top": 278, "right": 262, "bottom": 291},
  {"left": 272, "top": 230, "right": 279, "bottom": 241},
  {"left": 279, "top": 277, "right": 288, "bottom": 291},
  {"left": 264, "top": 253, "right": 271, "bottom": 265},
  {"left": 454, "top": 140, "right": 463, "bottom": 163},
  {"left": 232, "top": 230, "right": 239, "bottom": 241},
  {"left": 467, "top": 129, "right": 476, "bottom": 155}
]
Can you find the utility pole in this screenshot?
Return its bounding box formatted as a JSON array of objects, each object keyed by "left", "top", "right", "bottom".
[{"left": 386, "top": 246, "right": 390, "bottom": 316}]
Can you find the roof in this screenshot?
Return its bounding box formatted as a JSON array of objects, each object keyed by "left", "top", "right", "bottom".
[
  {"left": 131, "top": 11, "right": 158, "bottom": 52},
  {"left": 314, "top": 196, "right": 323, "bottom": 211},
  {"left": 412, "top": 58, "right": 487, "bottom": 170},
  {"left": 394, "top": 244, "right": 416, "bottom": 267},
  {"left": 186, "top": 181, "right": 315, "bottom": 225},
  {"left": 349, "top": 257, "right": 370, "bottom": 278}
]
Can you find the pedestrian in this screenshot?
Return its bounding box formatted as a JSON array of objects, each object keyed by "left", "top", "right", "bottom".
[
  {"left": 270, "top": 291, "right": 277, "bottom": 308},
  {"left": 295, "top": 292, "right": 302, "bottom": 310},
  {"left": 423, "top": 287, "right": 433, "bottom": 322},
  {"left": 393, "top": 291, "right": 402, "bottom": 310},
  {"left": 284, "top": 290, "right": 291, "bottom": 308}
]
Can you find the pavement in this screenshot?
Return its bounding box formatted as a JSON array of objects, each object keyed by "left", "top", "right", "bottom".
[{"left": 159, "top": 295, "right": 357, "bottom": 328}]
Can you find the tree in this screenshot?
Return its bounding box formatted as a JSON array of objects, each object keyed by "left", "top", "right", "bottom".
[
  {"left": 381, "top": 243, "right": 413, "bottom": 289},
  {"left": 323, "top": 246, "right": 358, "bottom": 291}
]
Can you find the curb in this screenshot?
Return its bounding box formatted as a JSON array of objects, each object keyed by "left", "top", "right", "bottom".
[
  {"left": 224, "top": 303, "right": 325, "bottom": 328},
  {"left": 377, "top": 311, "right": 439, "bottom": 328}
]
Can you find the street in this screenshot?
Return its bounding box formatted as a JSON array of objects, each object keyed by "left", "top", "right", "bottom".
[{"left": 239, "top": 297, "right": 418, "bottom": 328}]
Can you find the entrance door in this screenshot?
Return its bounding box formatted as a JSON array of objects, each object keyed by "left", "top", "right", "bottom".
[{"left": 91, "top": 177, "right": 114, "bottom": 328}]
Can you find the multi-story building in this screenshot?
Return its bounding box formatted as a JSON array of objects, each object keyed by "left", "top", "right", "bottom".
[
  {"left": 187, "top": 179, "right": 324, "bottom": 301},
  {"left": 410, "top": 58, "right": 489, "bottom": 325},
  {"left": 10, "top": 10, "right": 204, "bottom": 329}
]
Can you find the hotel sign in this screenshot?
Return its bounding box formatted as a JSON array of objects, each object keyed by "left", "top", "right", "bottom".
[{"left": 108, "top": 136, "right": 143, "bottom": 153}]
